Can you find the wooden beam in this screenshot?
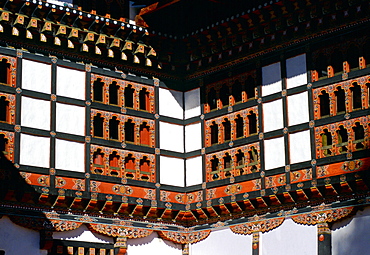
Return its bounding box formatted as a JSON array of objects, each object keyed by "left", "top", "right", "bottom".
[{"left": 269, "top": 195, "right": 282, "bottom": 206}]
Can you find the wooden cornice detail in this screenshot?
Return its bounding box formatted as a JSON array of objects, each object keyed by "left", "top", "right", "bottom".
[
  {"left": 88, "top": 224, "right": 153, "bottom": 238},
  {"left": 291, "top": 207, "right": 354, "bottom": 225},
  {"left": 230, "top": 217, "right": 285, "bottom": 235},
  {"left": 158, "top": 229, "right": 211, "bottom": 244}
]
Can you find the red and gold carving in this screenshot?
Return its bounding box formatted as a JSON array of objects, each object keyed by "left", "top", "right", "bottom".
[
  {"left": 230, "top": 218, "right": 285, "bottom": 235},
  {"left": 91, "top": 74, "right": 155, "bottom": 113},
  {"left": 90, "top": 180, "right": 155, "bottom": 198},
  {"left": 0, "top": 54, "right": 17, "bottom": 87},
  {"left": 314, "top": 116, "right": 370, "bottom": 158},
  {"left": 316, "top": 158, "right": 369, "bottom": 179},
  {"left": 91, "top": 109, "right": 155, "bottom": 148},
  {"left": 292, "top": 207, "right": 354, "bottom": 225},
  {"left": 90, "top": 144, "right": 156, "bottom": 182},
  {"left": 159, "top": 230, "right": 211, "bottom": 244},
  {"left": 0, "top": 130, "right": 14, "bottom": 162},
  {"left": 0, "top": 92, "right": 16, "bottom": 125},
  {"left": 206, "top": 178, "right": 261, "bottom": 200},
  {"left": 55, "top": 176, "right": 85, "bottom": 191},
  {"left": 265, "top": 173, "right": 286, "bottom": 189},
  {"left": 89, "top": 224, "right": 153, "bottom": 238},
  {"left": 205, "top": 142, "right": 260, "bottom": 182},
  {"left": 290, "top": 169, "right": 312, "bottom": 184}
]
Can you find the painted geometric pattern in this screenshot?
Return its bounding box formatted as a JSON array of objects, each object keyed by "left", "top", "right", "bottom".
[
  {"left": 90, "top": 180, "right": 155, "bottom": 199},
  {"left": 0, "top": 54, "right": 17, "bottom": 87},
  {"left": 0, "top": 92, "right": 16, "bottom": 124},
  {"left": 316, "top": 158, "right": 370, "bottom": 179}
]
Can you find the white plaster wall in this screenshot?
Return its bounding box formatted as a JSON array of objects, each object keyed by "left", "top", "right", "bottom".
[
  {"left": 127, "top": 232, "right": 182, "bottom": 255},
  {"left": 0, "top": 216, "right": 46, "bottom": 255},
  {"left": 56, "top": 102, "right": 85, "bottom": 136},
  {"left": 260, "top": 218, "right": 316, "bottom": 255},
  {"left": 287, "top": 91, "right": 309, "bottom": 126},
  {"left": 21, "top": 96, "right": 51, "bottom": 130},
  {"left": 286, "top": 54, "right": 307, "bottom": 89},
  {"left": 190, "top": 228, "right": 252, "bottom": 255},
  {"left": 262, "top": 62, "right": 282, "bottom": 96},
  {"left": 264, "top": 137, "right": 285, "bottom": 170},
  {"left": 55, "top": 139, "right": 85, "bottom": 172},
  {"left": 22, "top": 59, "right": 51, "bottom": 94},
  {"left": 159, "top": 156, "right": 184, "bottom": 187},
  {"left": 159, "top": 122, "right": 184, "bottom": 153},
  {"left": 56, "top": 66, "right": 85, "bottom": 100},
  {"left": 159, "top": 88, "right": 184, "bottom": 119},
  {"left": 53, "top": 225, "right": 113, "bottom": 243},
  {"left": 332, "top": 206, "right": 370, "bottom": 255},
  {"left": 186, "top": 156, "right": 203, "bottom": 186},
  {"left": 185, "top": 88, "right": 201, "bottom": 119},
  {"left": 263, "top": 99, "right": 284, "bottom": 133},
  {"left": 20, "top": 134, "right": 50, "bottom": 168},
  {"left": 289, "top": 130, "right": 311, "bottom": 164},
  {"left": 185, "top": 122, "right": 202, "bottom": 153}
]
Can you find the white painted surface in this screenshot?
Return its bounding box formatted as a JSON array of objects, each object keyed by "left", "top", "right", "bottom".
[
  {"left": 287, "top": 92, "right": 309, "bottom": 126},
  {"left": 159, "top": 156, "right": 184, "bottom": 187},
  {"left": 332, "top": 206, "right": 370, "bottom": 255},
  {"left": 159, "top": 88, "right": 183, "bottom": 119},
  {"left": 21, "top": 96, "right": 51, "bottom": 130},
  {"left": 56, "top": 66, "right": 85, "bottom": 100},
  {"left": 185, "top": 88, "right": 201, "bottom": 119},
  {"left": 22, "top": 59, "right": 51, "bottom": 94},
  {"left": 127, "top": 232, "right": 182, "bottom": 255},
  {"left": 185, "top": 122, "right": 202, "bottom": 153},
  {"left": 159, "top": 122, "right": 184, "bottom": 153},
  {"left": 262, "top": 62, "right": 282, "bottom": 96},
  {"left": 190, "top": 228, "right": 252, "bottom": 255},
  {"left": 186, "top": 156, "right": 203, "bottom": 186},
  {"left": 286, "top": 54, "right": 307, "bottom": 89},
  {"left": 289, "top": 130, "right": 311, "bottom": 164},
  {"left": 53, "top": 225, "right": 113, "bottom": 243},
  {"left": 260, "top": 218, "right": 316, "bottom": 255},
  {"left": 55, "top": 139, "right": 85, "bottom": 172},
  {"left": 263, "top": 99, "right": 284, "bottom": 133},
  {"left": 0, "top": 216, "right": 46, "bottom": 255},
  {"left": 264, "top": 137, "right": 285, "bottom": 170},
  {"left": 56, "top": 102, "right": 85, "bottom": 136},
  {"left": 20, "top": 134, "right": 50, "bottom": 168}
]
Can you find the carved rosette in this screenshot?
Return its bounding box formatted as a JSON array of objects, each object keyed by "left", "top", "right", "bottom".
[
  {"left": 88, "top": 224, "right": 153, "bottom": 238},
  {"left": 291, "top": 207, "right": 354, "bottom": 225},
  {"left": 230, "top": 218, "right": 285, "bottom": 235},
  {"left": 159, "top": 230, "right": 211, "bottom": 244}
]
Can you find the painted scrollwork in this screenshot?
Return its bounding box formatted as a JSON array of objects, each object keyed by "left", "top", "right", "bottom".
[
  {"left": 291, "top": 207, "right": 354, "bottom": 225},
  {"left": 230, "top": 218, "right": 285, "bottom": 235},
  {"left": 158, "top": 230, "right": 211, "bottom": 244}
]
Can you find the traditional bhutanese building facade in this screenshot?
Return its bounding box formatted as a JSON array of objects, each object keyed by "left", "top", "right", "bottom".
[{"left": 0, "top": 0, "right": 369, "bottom": 254}]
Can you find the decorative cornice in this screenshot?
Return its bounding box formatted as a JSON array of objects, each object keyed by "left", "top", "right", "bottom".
[
  {"left": 230, "top": 217, "right": 284, "bottom": 235},
  {"left": 158, "top": 230, "right": 211, "bottom": 244},
  {"left": 291, "top": 207, "right": 354, "bottom": 225}
]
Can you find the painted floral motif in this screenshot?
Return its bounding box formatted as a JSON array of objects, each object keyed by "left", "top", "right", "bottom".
[{"left": 112, "top": 185, "right": 133, "bottom": 195}]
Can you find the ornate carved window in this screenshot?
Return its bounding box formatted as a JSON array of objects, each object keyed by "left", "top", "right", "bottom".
[
  {"left": 124, "top": 84, "right": 135, "bottom": 108},
  {"left": 109, "top": 151, "right": 120, "bottom": 176},
  {"left": 235, "top": 115, "right": 244, "bottom": 139},
  {"left": 331, "top": 49, "right": 343, "bottom": 75},
  {"left": 223, "top": 118, "right": 231, "bottom": 142},
  {"left": 93, "top": 149, "right": 104, "bottom": 174},
  {"left": 247, "top": 146, "right": 258, "bottom": 173},
  {"left": 245, "top": 76, "right": 256, "bottom": 100},
  {"left": 0, "top": 134, "right": 8, "bottom": 155},
  {"left": 93, "top": 78, "right": 104, "bottom": 102},
  {"left": 124, "top": 154, "right": 135, "bottom": 179},
  {"left": 235, "top": 150, "right": 245, "bottom": 175},
  {"left": 0, "top": 58, "right": 10, "bottom": 85},
  {"left": 109, "top": 81, "right": 119, "bottom": 105},
  {"left": 321, "top": 129, "right": 332, "bottom": 156},
  {"left": 139, "top": 88, "right": 149, "bottom": 111},
  {"left": 0, "top": 96, "right": 9, "bottom": 122},
  {"left": 211, "top": 156, "right": 219, "bottom": 180},
  {"left": 93, "top": 113, "right": 104, "bottom": 137},
  {"left": 319, "top": 91, "right": 330, "bottom": 117},
  {"left": 124, "top": 119, "right": 135, "bottom": 143},
  {"left": 353, "top": 122, "right": 365, "bottom": 150},
  {"left": 336, "top": 125, "right": 348, "bottom": 153},
  {"left": 109, "top": 117, "right": 119, "bottom": 140},
  {"left": 347, "top": 44, "right": 359, "bottom": 70},
  {"left": 139, "top": 156, "right": 150, "bottom": 181},
  {"left": 350, "top": 82, "right": 362, "bottom": 110},
  {"left": 210, "top": 121, "right": 218, "bottom": 145},
  {"left": 223, "top": 153, "right": 232, "bottom": 178},
  {"left": 140, "top": 122, "right": 150, "bottom": 146},
  {"left": 335, "top": 87, "right": 346, "bottom": 114},
  {"left": 247, "top": 112, "right": 257, "bottom": 135}
]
